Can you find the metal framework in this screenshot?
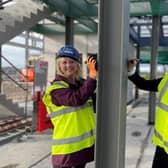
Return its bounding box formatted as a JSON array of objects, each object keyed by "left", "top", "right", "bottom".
[{"left": 33, "top": 1, "right": 168, "bottom": 44}]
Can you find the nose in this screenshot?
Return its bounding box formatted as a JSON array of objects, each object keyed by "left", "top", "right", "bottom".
[{"left": 65, "top": 61, "right": 73, "bottom": 67}]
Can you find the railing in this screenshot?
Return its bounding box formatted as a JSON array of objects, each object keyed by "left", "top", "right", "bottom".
[
  {"left": 0, "top": 55, "right": 33, "bottom": 118},
  {"left": 1, "top": 54, "right": 29, "bottom": 92},
  {"left": 0, "top": 0, "right": 13, "bottom": 10}
]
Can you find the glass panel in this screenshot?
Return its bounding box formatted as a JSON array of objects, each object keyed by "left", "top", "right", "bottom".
[
  {"left": 163, "top": 25, "right": 168, "bottom": 37},
  {"left": 140, "top": 25, "right": 151, "bottom": 37},
  {"left": 36, "top": 41, "right": 43, "bottom": 48},
  {"left": 10, "top": 36, "right": 25, "bottom": 45},
  {"left": 29, "top": 49, "right": 42, "bottom": 56},
  {"left": 29, "top": 32, "right": 43, "bottom": 39}
]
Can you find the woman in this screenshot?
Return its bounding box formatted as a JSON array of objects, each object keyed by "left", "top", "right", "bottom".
[
  {"left": 42, "top": 45, "right": 97, "bottom": 168},
  {"left": 128, "top": 58, "right": 168, "bottom": 168}
]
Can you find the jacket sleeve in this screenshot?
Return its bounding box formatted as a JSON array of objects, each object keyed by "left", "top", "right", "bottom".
[
  {"left": 51, "top": 77, "right": 97, "bottom": 106},
  {"left": 128, "top": 72, "right": 162, "bottom": 92}
]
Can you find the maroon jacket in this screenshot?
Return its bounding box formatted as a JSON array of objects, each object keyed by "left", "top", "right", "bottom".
[{"left": 50, "top": 74, "right": 97, "bottom": 167}]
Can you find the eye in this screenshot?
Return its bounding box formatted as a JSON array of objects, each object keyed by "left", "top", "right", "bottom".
[
  {"left": 69, "top": 60, "right": 75, "bottom": 64},
  {"left": 61, "top": 61, "right": 67, "bottom": 65}
]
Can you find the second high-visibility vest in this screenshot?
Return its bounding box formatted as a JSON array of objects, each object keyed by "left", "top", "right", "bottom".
[
  {"left": 152, "top": 73, "right": 168, "bottom": 154},
  {"left": 42, "top": 80, "right": 96, "bottom": 155}
]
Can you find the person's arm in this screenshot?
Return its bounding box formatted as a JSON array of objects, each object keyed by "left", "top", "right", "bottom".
[
  {"left": 51, "top": 77, "right": 96, "bottom": 106},
  {"left": 128, "top": 72, "right": 162, "bottom": 91},
  {"left": 127, "top": 58, "right": 162, "bottom": 91}
]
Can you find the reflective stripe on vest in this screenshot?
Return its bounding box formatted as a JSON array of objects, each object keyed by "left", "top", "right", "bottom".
[
  {"left": 53, "top": 129, "right": 95, "bottom": 145},
  {"left": 52, "top": 81, "right": 68, "bottom": 88},
  {"left": 48, "top": 102, "right": 92, "bottom": 119},
  {"left": 154, "top": 128, "right": 168, "bottom": 147},
  {"left": 157, "top": 80, "right": 168, "bottom": 112}
]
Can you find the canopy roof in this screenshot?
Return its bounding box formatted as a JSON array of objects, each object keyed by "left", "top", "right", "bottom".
[{"left": 33, "top": 0, "right": 168, "bottom": 64}]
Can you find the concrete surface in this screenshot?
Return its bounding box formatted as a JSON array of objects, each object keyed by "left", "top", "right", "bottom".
[{"left": 0, "top": 93, "right": 156, "bottom": 168}]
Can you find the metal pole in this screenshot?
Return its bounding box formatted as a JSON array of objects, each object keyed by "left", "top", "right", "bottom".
[
  {"left": 135, "top": 44, "right": 140, "bottom": 99},
  {"left": 65, "top": 16, "right": 74, "bottom": 45},
  {"left": 95, "top": 0, "right": 129, "bottom": 167},
  {"left": 25, "top": 31, "right": 29, "bottom": 119},
  {"left": 148, "top": 16, "right": 160, "bottom": 125},
  {"left": 0, "top": 46, "right": 2, "bottom": 93}
]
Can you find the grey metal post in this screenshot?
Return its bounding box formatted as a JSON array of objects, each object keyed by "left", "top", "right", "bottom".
[
  {"left": 0, "top": 46, "right": 1, "bottom": 93},
  {"left": 148, "top": 16, "right": 160, "bottom": 125},
  {"left": 65, "top": 16, "right": 74, "bottom": 45},
  {"left": 25, "top": 31, "right": 29, "bottom": 119},
  {"left": 95, "top": 0, "right": 129, "bottom": 167},
  {"left": 135, "top": 44, "right": 140, "bottom": 99}
]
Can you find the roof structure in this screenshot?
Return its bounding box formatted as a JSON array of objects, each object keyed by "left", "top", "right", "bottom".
[{"left": 33, "top": 0, "right": 168, "bottom": 64}]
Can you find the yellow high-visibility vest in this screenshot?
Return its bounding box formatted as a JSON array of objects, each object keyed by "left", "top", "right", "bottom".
[
  {"left": 42, "top": 80, "right": 95, "bottom": 155},
  {"left": 152, "top": 73, "right": 168, "bottom": 154}
]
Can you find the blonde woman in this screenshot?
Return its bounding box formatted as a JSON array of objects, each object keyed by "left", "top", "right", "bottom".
[{"left": 42, "top": 45, "right": 97, "bottom": 168}]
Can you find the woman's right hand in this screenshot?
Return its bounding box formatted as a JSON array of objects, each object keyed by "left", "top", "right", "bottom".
[{"left": 87, "top": 56, "right": 97, "bottom": 79}]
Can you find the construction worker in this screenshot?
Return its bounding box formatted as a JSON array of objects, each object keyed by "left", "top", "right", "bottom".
[
  {"left": 128, "top": 58, "right": 168, "bottom": 168},
  {"left": 42, "top": 45, "right": 97, "bottom": 168}
]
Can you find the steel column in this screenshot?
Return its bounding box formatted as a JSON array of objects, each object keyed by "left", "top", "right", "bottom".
[
  {"left": 148, "top": 16, "right": 160, "bottom": 125},
  {"left": 135, "top": 44, "right": 140, "bottom": 99},
  {"left": 0, "top": 46, "right": 1, "bottom": 93},
  {"left": 95, "top": 0, "right": 129, "bottom": 167},
  {"left": 65, "top": 16, "right": 74, "bottom": 45},
  {"left": 24, "top": 31, "right": 29, "bottom": 119}
]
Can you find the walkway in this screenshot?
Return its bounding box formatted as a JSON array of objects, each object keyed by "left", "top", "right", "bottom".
[{"left": 0, "top": 92, "right": 156, "bottom": 168}]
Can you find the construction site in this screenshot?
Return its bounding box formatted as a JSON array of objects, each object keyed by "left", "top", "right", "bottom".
[{"left": 1, "top": 0, "right": 168, "bottom": 168}]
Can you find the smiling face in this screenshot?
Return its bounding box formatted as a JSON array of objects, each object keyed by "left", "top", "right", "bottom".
[{"left": 57, "top": 57, "right": 80, "bottom": 82}]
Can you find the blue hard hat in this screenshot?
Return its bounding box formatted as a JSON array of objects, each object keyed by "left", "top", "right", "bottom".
[{"left": 57, "top": 45, "right": 80, "bottom": 62}]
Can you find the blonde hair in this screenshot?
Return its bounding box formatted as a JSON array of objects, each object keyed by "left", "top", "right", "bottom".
[{"left": 56, "top": 58, "right": 82, "bottom": 81}]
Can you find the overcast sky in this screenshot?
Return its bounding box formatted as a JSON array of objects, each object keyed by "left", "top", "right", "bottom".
[
  {"left": 2, "top": 45, "right": 25, "bottom": 68},
  {"left": 2, "top": 44, "right": 42, "bottom": 69}
]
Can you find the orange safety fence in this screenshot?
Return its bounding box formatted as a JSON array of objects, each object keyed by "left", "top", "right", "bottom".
[{"left": 20, "top": 68, "right": 34, "bottom": 82}]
